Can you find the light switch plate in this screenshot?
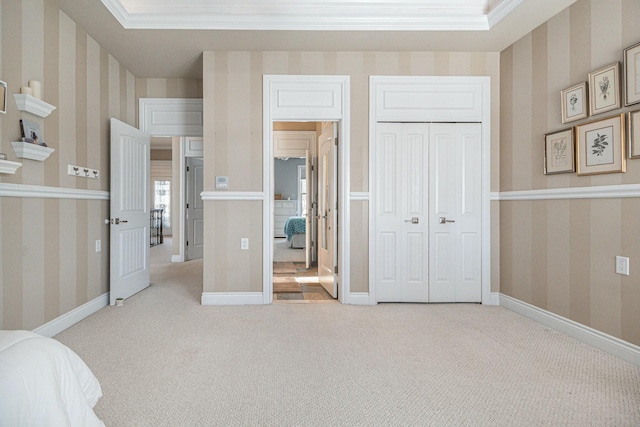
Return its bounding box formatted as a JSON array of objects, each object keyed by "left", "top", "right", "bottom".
[
  {"left": 615, "top": 256, "right": 629, "bottom": 275},
  {"left": 216, "top": 176, "right": 229, "bottom": 190}
]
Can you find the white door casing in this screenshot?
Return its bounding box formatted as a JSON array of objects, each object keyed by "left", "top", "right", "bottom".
[
  {"left": 304, "top": 151, "right": 314, "bottom": 269},
  {"left": 369, "top": 76, "right": 493, "bottom": 306},
  {"left": 262, "top": 75, "right": 350, "bottom": 305},
  {"left": 109, "top": 118, "right": 151, "bottom": 305},
  {"left": 317, "top": 124, "right": 338, "bottom": 298},
  {"left": 375, "top": 123, "right": 429, "bottom": 302},
  {"left": 186, "top": 157, "right": 204, "bottom": 260}
]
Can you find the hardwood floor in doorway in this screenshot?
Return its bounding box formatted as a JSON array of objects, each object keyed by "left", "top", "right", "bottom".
[{"left": 273, "top": 262, "right": 336, "bottom": 303}]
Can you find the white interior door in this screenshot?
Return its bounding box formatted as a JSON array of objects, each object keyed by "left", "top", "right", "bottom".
[
  {"left": 110, "top": 118, "right": 150, "bottom": 305},
  {"left": 305, "top": 151, "right": 314, "bottom": 269},
  {"left": 374, "top": 122, "right": 482, "bottom": 303},
  {"left": 186, "top": 157, "right": 204, "bottom": 260},
  {"left": 429, "top": 123, "right": 482, "bottom": 302},
  {"left": 375, "top": 123, "right": 429, "bottom": 302},
  {"left": 317, "top": 123, "right": 337, "bottom": 298}
]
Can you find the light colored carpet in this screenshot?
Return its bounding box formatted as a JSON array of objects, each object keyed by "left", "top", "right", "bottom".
[
  {"left": 273, "top": 238, "right": 305, "bottom": 262},
  {"left": 54, "top": 245, "right": 640, "bottom": 426}
]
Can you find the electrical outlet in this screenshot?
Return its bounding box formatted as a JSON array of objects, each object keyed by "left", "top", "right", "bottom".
[
  {"left": 241, "top": 238, "right": 249, "bottom": 250},
  {"left": 615, "top": 256, "right": 629, "bottom": 275},
  {"left": 95, "top": 240, "right": 101, "bottom": 252}
]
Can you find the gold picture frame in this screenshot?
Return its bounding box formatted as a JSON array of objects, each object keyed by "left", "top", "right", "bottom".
[
  {"left": 589, "top": 62, "right": 621, "bottom": 116},
  {"left": 0, "top": 80, "right": 6, "bottom": 114},
  {"left": 624, "top": 41, "right": 640, "bottom": 106},
  {"left": 629, "top": 110, "right": 640, "bottom": 159},
  {"left": 576, "top": 113, "right": 626, "bottom": 176},
  {"left": 561, "top": 82, "right": 588, "bottom": 123},
  {"left": 544, "top": 128, "right": 575, "bottom": 174}
]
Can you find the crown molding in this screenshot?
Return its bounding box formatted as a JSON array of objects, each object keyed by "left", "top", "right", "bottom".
[{"left": 101, "top": 0, "right": 523, "bottom": 31}]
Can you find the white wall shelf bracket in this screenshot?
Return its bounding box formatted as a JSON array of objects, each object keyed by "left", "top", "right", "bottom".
[
  {"left": 0, "top": 159, "right": 22, "bottom": 174},
  {"left": 11, "top": 141, "right": 55, "bottom": 161},
  {"left": 13, "top": 94, "right": 56, "bottom": 118}
]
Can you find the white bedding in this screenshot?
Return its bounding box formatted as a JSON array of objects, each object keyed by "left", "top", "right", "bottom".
[{"left": 0, "top": 330, "right": 104, "bottom": 427}]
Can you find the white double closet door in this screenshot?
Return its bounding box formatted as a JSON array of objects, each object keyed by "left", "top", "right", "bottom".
[{"left": 375, "top": 123, "right": 482, "bottom": 303}]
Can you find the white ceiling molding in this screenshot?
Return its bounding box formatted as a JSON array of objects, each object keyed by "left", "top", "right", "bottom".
[{"left": 101, "top": 0, "right": 524, "bottom": 31}]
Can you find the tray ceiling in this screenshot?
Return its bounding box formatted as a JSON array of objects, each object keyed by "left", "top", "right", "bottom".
[{"left": 102, "top": 0, "right": 523, "bottom": 31}]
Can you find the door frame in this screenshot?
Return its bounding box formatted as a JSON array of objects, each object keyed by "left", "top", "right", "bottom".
[
  {"left": 369, "top": 76, "right": 495, "bottom": 306},
  {"left": 263, "top": 75, "right": 351, "bottom": 304}
]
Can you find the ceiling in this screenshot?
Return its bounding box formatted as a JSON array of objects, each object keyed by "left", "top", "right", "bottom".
[{"left": 55, "top": 0, "right": 576, "bottom": 79}]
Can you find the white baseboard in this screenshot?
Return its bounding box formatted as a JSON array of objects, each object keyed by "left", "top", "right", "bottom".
[
  {"left": 349, "top": 292, "right": 373, "bottom": 305},
  {"left": 489, "top": 292, "right": 500, "bottom": 306},
  {"left": 171, "top": 255, "right": 184, "bottom": 263},
  {"left": 500, "top": 293, "right": 640, "bottom": 367},
  {"left": 33, "top": 293, "right": 109, "bottom": 338},
  {"left": 201, "top": 292, "right": 264, "bottom": 305}
]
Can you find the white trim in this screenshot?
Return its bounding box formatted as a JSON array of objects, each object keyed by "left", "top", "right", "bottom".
[
  {"left": 500, "top": 294, "right": 640, "bottom": 367},
  {"left": 0, "top": 183, "right": 109, "bottom": 200},
  {"left": 489, "top": 292, "right": 500, "bottom": 306},
  {"left": 139, "top": 98, "right": 203, "bottom": 137},
  {"left": 33, "top": 293, "right": 109, "bottom": 337},
  {"left": 263, "top": 75, "right": 351, "bottom": 305},
  {"left": 349, "top": 292, "right": 374, "bottom": 305},
  {"left": 350, "top": 192, "right": 370, "bottom": 201},
  {"left": 487, "top": 0, "right": 524, "bottom": 27},
  {"left": 201, "top": 292, "right": 264, "bottom": 305},
  {"left": 200, "top": 191, "right": 265, "bottom": 201},
  {"left": 369, "top": 76, "right": 492, "bottom": 306},
  {"left": 492, "top": 184, "right": 640, "bottom": 201}
]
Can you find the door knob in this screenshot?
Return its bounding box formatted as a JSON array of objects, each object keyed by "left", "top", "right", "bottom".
[
  {"left": 404, "top": 217, "right": 419, "bottom": 224},
  {"left": 439, "top": 217, "right": 455, "bottom": 224}
]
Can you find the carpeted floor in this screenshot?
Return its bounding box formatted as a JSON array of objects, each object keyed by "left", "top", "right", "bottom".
[{"left": 53, "top": 241, "right": 640, "bottom": 426}]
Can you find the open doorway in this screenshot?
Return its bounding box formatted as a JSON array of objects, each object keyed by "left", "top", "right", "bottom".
[{"left": 272, "top": 122, "right": 338, "bottom": 303}]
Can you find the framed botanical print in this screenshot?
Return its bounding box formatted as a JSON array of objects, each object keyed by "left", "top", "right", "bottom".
[
  {"left": 561, "top": 82, "right": 588, "bottom": 123},
  {"left": 544, "top": 128, "right": 575, "bottom": 174},
  {"left": 576, "top": 113, "right": 626, "bottom": 175},
  {"left": 624, "top": 42, "right": 640, "bottom": 106},
  {"left": 589, "top": 62, "right": 621, "bottom": 116},
  {"left": 629, "top": 110, "right": 640, "bottom": 159}
]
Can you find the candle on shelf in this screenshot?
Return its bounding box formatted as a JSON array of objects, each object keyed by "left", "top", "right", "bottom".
[
  {"left": 28, "top": 80, "right": 41, "bottom": 99},
  {"left": 20, "top": 86, "right": 33, "bottom": 96}
]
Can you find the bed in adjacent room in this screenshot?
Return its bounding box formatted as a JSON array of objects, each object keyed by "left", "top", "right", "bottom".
[{"left": 284, "top": 216, "right": 306, "bottom": 248}]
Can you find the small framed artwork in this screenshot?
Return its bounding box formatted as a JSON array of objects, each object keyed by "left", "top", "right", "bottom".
[
  {"left": 629, "top": 110, "right": 640, "bottom": 159},
  {"left": 589, "top": 62, "right": 620, "bottom": 116},
  {"left": 624, "top": 41, "right": 640, "bottom": 106},
  {"left": 20, "top": 119, "right": 44, "bottom": 145},
  {"left": 576, "top": 113, "right": 626, "bottom": 176},
  {"left": 544, "top": 128, "right": 575, "bottom": 174},
  {"left": 0, "top": 80, "right": 6, "bottom": 114},
  {"left": 561, "top": 82, "right": 588, "bottom": 123}
]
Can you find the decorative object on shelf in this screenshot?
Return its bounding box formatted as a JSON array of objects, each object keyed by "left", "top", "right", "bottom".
[
  {"left": 544, "top": 128, "right": 575, "bottom": 175},
  {"left": 576, "top": 113, "right": 626, "bottom": 176},
  {"left": 561, "top": 82, "right": 588, "bottom": 123},
  {"left": 628, "top": 109, "right": 640, "bottom": 159},
  {"left": 20, "top": 119, "right": 47, "bottom": 146},
  {"left": 28, "top": 80, "right": 41, "bottom": 99},
  {"left": 0, "top": 153, "right": 6, "bottom": 160},
  {"left": 588, "top": 62, "right": 620, "bottom": 116},
  {"left": 0, "top": 159, "right": 22, "bottom": 174},
  {"left": 13, "top": 94, "right": 56, "bottom": 118},
  {"left": 20, "top": 86, "right": 32, "bottom": 96},
  {"left": 10, "top": 141, "right": 54, "bottom": 161},
  {"left": 0, "top": 80, "right": 6, "bottom": 114},
  {"left": 67, "top": 164, "right": 100, "bottom": 179},
  {"left": 624, "top": 41, "right": 640, "bottom": 106}
]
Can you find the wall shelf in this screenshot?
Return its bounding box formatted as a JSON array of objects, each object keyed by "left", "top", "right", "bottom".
[
  {"left": 11, "top": 141, "right": 55, "bottom": 161},
  {"left": 0, "top": 159, "right": 22, "bottom": 174},
  {"left": 13, "top": 94, "right": 56, "bottom": 118}
]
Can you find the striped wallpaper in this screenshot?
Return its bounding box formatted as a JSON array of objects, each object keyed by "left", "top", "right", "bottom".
[
  {"left": 500, "top": 0, "right": 640, "bottom": 346},
  {"left": 201, "top": 51, "right": 501, "bottom": 294},
  {"left": 0, "top": 1, "right": 137, "bottom": 330}
]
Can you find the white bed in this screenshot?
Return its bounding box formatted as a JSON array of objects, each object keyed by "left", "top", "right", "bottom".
[{"left": 0, "top": 330, "right": 104, "bottom": 427}]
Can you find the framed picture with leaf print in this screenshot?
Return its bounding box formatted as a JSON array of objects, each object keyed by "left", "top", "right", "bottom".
[
  {"left": 561, "top": 82, "right": 588, "bottom": 123},
  {"left": 624, "top": 41, "right": 640, "bottom": 106},
  {"left": 544, "top": 128, "right": 575, "bottom": 174},
  {"left": 576, "top": 113, "right": 626, "bottom": 176},
  {"left": 588, "top": 62, "right": 621, "bottom": 116}
]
